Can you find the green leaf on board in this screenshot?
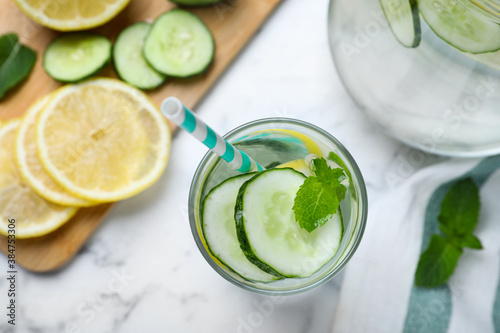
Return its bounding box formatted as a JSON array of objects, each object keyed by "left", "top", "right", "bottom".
[{"left": 0, "top": 33, "right": 37, "bottom": 101}]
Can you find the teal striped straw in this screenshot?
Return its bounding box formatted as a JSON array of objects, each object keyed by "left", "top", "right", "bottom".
[{"left": 161, "top": 97, "right": 264, "bottom": 173}]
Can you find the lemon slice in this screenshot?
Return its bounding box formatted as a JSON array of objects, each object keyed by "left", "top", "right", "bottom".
[
  {"left": 273, "top": 129, "right": 323, "bottom": 156},
  {"left": 36, "top": 78, "right": 171, "bottom": 202},
  {"left": 15, "top": 95, "right": 96, "bottom": 207},
  {"left": 0, "top": 119, "right": 77, "bottom": 238},
  {"left": 252, "top": 128, "right": 323, "bottom": 156},
  {"left": 13, "top": 0, "right": 130, "bottom": 31},
  {"left": 277, "top": 158, "right": 312, "bottom": 176}
]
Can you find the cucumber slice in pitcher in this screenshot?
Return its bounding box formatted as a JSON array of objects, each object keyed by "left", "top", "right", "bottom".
[
  {"left": 113, "top": 22, "right": 166, "bottom": 90},
  {"left": 143, "top": 9, "right": 215, "bottom": 78},
  {"left": 43, "top": 33, "right": 111, "bottom": 82},
  {"left": 380, "top": 0, "right": 421, "bottom": 48},
  {"left": 419, "top": 0, "right": 500, "bottom": 54},
  {"left": 202, "top": 173, "right": 280, "bottom": 283},
  {"left": 235, "top": 168, "right": 344, "bottom": 278}
]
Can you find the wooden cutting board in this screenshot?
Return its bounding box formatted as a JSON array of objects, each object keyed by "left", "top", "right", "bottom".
[{"left": 0, "top": 0, "right": 282, "bottom": 272}]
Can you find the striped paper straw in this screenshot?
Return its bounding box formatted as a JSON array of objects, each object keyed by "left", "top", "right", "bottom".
[{"left": 161, "top": 97, "right": 264, "bottom": 173}]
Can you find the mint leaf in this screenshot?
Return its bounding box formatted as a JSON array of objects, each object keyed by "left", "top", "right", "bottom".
[
  {"left": 293, "top": 157, "right": 346, "bottom": 233},
  {"left": 438, "top": 223, "right": 454, "bottom": 239},
  {"left": 313, "top": 158, "right": 347, "bottom": 201},
  {"left": 415, "top": 235, "right": 462, "bottom": 287},
  {"left": 415, "top": 177, "right": 482, "bottom": 288},
  {"left": 438, "top": 178, "right": 480, "bottom": 237},
  {"left": 0, "top": 33, "right": 37, "bottom": 101},
  {"left": 327, "top": 152, "right": 351, "bottom": 181},
  {"left": 293, "top": 177, "right": 338, "bottom": 232},
  {"left": 327, "top": 151, "right": 356, "bottom": 201},
  {"left": 457, "top": 234, "right": 483, "bottom": 249},
  {"left": 313, "top": 157, "right": 339, "bottom": 181}
]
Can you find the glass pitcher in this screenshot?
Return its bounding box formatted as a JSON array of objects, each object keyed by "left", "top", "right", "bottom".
[{"left": 328, "top": 0, "right": 500, "bottom": 156}]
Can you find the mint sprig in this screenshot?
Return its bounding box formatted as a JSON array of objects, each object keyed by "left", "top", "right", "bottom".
[
  {"left": 292, "top": 157, "right": 346, "bottom": 233},
  {"left": 415, "top": 178, "right": 482, "bottom": 287},
  {"left": 415, "top": 235, "right": 462, "bottom": 287},
  {"left": 0, "top": 33, "right": 37, "bottom": 101}
]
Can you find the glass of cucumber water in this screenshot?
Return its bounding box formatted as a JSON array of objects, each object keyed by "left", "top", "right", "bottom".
[
  {"left": 188, "top": 118, "right": 367, "bottom": 294},
  {"left": 329, "top": 0, "right": 500, "bottom": 156}
]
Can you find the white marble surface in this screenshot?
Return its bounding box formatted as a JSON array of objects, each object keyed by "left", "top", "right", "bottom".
[{"left": 0, "top": 0, "right": 444, "bottom": 332}]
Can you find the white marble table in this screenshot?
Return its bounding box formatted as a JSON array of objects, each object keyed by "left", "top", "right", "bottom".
[{"left": 1, "top": 0, "right": 443, "bottom": 332}]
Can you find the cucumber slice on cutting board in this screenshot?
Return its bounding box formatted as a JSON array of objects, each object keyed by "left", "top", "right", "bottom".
[
  {"left": 170, "top": 0, "right": 224, "bottom": 6},
  {"left": 380, "top": 0, "right": 421, "bottom": 48},
  {"left": 143, "top": 9, "right": 215, "bottom": 77},
  {"left": 235, "top": 168, "right": 344, "bottom": 278},
  {"left": 43, "top": 33, "right": 111, "bottom": 82},
  {"left": 202, "top": 173, "right": 280, "bottom": 283},
  {"left": 113, "top": 22, "right": 166, "bottom": 90},
  {"left": 419, "top": 0, "right": 500, "bottom": 54}
]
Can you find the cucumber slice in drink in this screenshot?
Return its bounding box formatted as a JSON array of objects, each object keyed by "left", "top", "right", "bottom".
[
  {"left": 113, "top": 22, "right": 166, "bottom": 90},
  {"left": 380, "top": 0, "right": 421, "bottom": 48},
  {"left": 202, "top": 173, "right": 280, "bottom": 282},
  {"left": 43, "top": 33, "right": 111, "bottom": 82},
  {"left": 419, "top": 0, "right": 500, "bottom": 54},
  {"left": 170, "top": 0, "right": 224, "bottom": 6},
  {"left": 235, "top": 168, "right": 344, "bottom": 278},
  {"left": 143, "top": 9, "right": 215, "bottom": 77}
]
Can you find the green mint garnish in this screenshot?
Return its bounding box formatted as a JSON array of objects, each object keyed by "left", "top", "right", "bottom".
[
  {"left": 328, "top": 151, "right": 356, "bottom": 200},
  {"left": 415, "top": 178, "right": 482, "bottom": 287},
  {"left": 292, "top": 157, "right": 346, "bottom": 233},
  {"left": 327, "top": 152, "right": 351, "bottom": 180},
  {"left": 0, "top": 33, "right": 37, "bottom": 101}
]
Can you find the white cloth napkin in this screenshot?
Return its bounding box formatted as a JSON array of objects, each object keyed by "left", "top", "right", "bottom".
[{"left": 332, "top": 156, "right": 500, "bottom": 333}]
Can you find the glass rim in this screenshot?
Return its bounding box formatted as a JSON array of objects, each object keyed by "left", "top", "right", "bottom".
[{"left": 188, "top": 117, "right": 368, "bottom": 295}]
